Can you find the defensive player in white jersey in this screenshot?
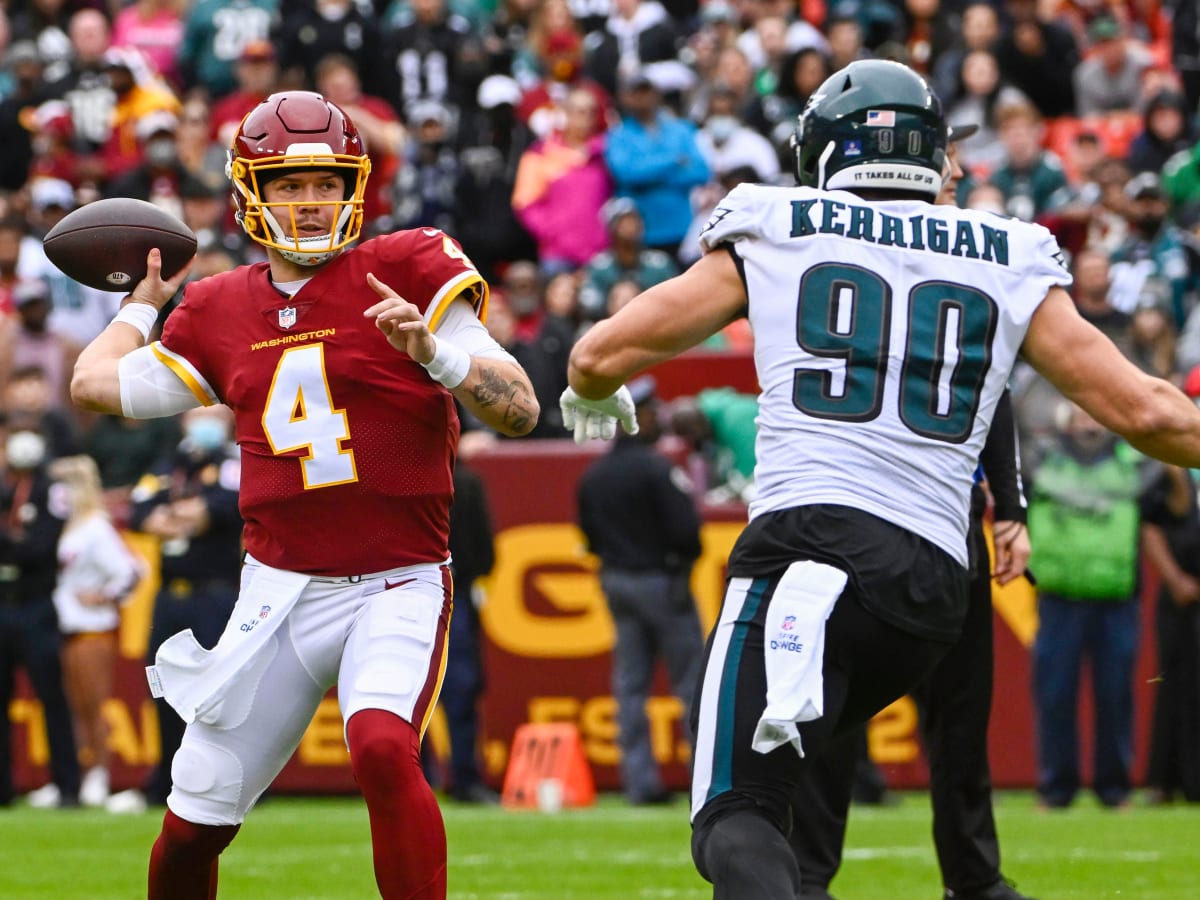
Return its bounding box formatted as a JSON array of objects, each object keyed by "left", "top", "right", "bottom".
[{"left": 561, "top": 59, "right": 1200, "bottom": 898}]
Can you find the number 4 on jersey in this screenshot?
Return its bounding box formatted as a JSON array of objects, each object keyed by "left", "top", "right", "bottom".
[{"left": 262, "top": 344, "right": 358, "bottom": 488}]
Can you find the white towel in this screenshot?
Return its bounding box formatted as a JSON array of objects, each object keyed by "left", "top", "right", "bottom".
[
  {"left": 751, "top": 560, "right": 847, "bottom": 757},
  {"left": 146, "top": 564, "right": 310, "bottom": 726}
]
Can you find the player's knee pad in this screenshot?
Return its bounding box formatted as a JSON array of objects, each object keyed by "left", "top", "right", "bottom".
[
  {"left": 169, "top": 740, "right": 245, "bottom": 824},
  {"left": 692, "top": 807, "right": 799, "bottom": 899}
]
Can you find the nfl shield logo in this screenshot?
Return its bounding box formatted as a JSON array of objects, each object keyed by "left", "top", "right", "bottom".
[{"left": 278, "top": 306, "right": 297, "bottom": 329}]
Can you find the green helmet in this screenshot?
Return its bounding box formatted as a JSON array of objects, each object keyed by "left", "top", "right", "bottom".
[{"left": 792, "top": 60, "right": 947, "bottom": 198}]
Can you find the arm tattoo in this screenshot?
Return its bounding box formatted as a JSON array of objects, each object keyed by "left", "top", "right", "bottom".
[{"left": 469, "top": 365, "right": 535, "bottom": 432}]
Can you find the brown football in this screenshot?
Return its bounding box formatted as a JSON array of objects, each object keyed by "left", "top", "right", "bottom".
[{"left": 43, "top": 197, "right": 197, "bottom": 292}]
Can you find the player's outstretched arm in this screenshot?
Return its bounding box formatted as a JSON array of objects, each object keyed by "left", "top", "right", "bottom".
[
  {"left": 1022, "top": 286, "right": 1200, "bottom": 467},
  {"left": 364, "top": 274, "right": 539, "bottom": 437},
  {"left": 568, "top": 247, "right": 748, "bottom": 401},
  {"left": 71, "top": 248, "right": 193, "bottom": 414}
]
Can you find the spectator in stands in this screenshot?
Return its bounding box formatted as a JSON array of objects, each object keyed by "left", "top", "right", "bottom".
[
  {"left": 988, "top": 100, "right": 1071, "bottom": 223},
  {"left": 943, "top": 49, "right": 1029, "bottom": 177},
  {"left": 23, "top": 100, "right": 85, "bottom": 191},
  {"left": 0, "top": 216, "right": 25, "bottom": 316},
  {"left": 584, "top": 0, "right": 681, "bottom": 100},
  {"left": 1127, "top": 89, "right": 1195, "bottom": 176},
  {"left": 47, "top": 9, "right": 117, "bottom": 158},
  {"left": 276, "top": 0, "right": 384, "bottom": 93},
  {"left": 577, "top": 198, "right": 678, "bottom": 322},
  {"left": 512, "top": 86, "right": 613, "bottom": 275},
  {"left": 1129, "top": 280, "right": 1180, "bottom": 378},
  {"left": 0, "top": 414, "right": 81, "bottom": 810},
  {"left": 1174, "top": 0, "right": 1200, "bottom": 114},
  {"left": 993, "top": 0, "right": 1079, "bottom": 118},
  {"left": 0, "top": 279, "right": 80, "bottom": 410},
  {"left": 104, "top": 111, "right": 196, "bottom": 221},
  {"left": 825, "top": 13, "right": 870, "bottom": 73},
  {"left": 517, "top": 25, "right": 610, "bottom": 140},
  {"left": 1, "top": 365, "right": 81, "bottom": 462},
  {"left": 604, "top": 68, "right": 708, "bottom": 259},
  {"left": 695, "top": 82, "right": 780, "bottom": 184},
  {"left": 110, "top": 0, "right": 186, "bottom": 90},
  {"left": 0, "top": 43, "right": 49, "bottom": 194},
  {"left": 1030, "top": 402, "right": 1146, "bottom": 811},
  {"left": 392, "top": 98, "right": 461, "bottom": 234},
  {"left": 9, "top": 0, "right": 74, "bottom": 84},
  {"left": 763, "top": 47, "right": 830, "bottom": 168},
  {"left": 577, "top": 375, "right": 704, "bottom": 805},
  {"left": 1073, "top": 15, "right": 1154, "bottom": 117},
  {"left": 452, "top": 75, "right": 539, "bottom": 283},
  {"left": 86, "top": 414, "right": 183, "bottom": 525},
  {"left": 930, "top": 0, "right": 1000, "bottom": 106},
  {"left": 178, "top": 0, "right": 279, "bottom": 100},
  {"left": 48, "top": 454, "right": 143, "bottom": 808},
  {"left": 106, "top": 405, "right": 242, "bottom": 813},
  {"left": 210, "top": 40, "right": 280, "bottom": 150},
  {"left": 174, "top": 98, "right": 227, "bottom": 193},
  {"left": 100, "top": 47, "right": 182, "bottom": 182},
  {"left": 1163, "top": 139, "right": 1200, "bottom": 215},
  {"left": 1109, "top": 172, "right": 1194, "bottom": 327},
  {"left": 1140, "top": 394, "right": 1200, "bottom": 805},
  {"left": 383, "top": 0, "right": 475, "bottom": 120}
]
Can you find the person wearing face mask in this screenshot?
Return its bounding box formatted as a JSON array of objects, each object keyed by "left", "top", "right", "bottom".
[
  {"left": 0, "top": 418, "right": 82, "bottom": 809},
  {"left": 105, "top": 405, "right": 243, "bottom": 814},
  {"left": 695, "top": 82, "right": 780, "bottom": 187},
  {"left": 1027, "top": 402, "right": 1153, "bottom": 811},
  {"left": 105, "top": 111, "right": 209, "bottom": 224}
]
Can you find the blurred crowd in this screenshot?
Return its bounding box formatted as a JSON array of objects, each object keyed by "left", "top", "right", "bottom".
[{"left": 2, "top": 0, "right": 1200, "bottom": 809}]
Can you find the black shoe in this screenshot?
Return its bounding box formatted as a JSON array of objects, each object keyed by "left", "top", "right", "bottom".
[
  {"left": 945, "top": 876, "right": 1037, "bottom": 900},
  {"left": 448, "top": 783, "right": 500, "bottom": 805}
]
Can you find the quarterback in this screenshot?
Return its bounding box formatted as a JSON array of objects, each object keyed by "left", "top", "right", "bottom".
[
  {"left": 562, "top": 60, "right": 1200, "bottom": 898},
  {"left": 72, "top": 91, "right": 538, "bottom": 899}
]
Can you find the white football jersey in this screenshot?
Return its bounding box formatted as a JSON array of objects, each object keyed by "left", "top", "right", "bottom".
[{"left": 700, "top": 183, "right": 1072, "bottom": 565}]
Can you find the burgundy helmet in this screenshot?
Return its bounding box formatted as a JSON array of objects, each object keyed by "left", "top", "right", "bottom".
[{"left": 226, "top": 91, "right": 371, "bottom": 265}]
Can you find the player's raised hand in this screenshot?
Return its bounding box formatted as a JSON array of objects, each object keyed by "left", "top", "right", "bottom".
[
  {"left": 128, "top": 248, "right": 193, "bottom": 311},
  {"left": 364, "top": 272, "right": 436, "bottom": 362},
  {"left": 560, "top": 386, "right": 639, "bottom": 444}
]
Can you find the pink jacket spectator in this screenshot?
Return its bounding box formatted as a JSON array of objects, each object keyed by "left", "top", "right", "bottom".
[{"left": 512, "top": 133, "right": 612, "bottom": 271}]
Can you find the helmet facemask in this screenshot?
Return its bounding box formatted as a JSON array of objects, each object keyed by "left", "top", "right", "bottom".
[{"left": 228, "top": 147, "right": 372, "bottom": 266}]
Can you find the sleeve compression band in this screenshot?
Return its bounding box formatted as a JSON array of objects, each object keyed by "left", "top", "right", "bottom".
[
  {"left": 432, "top": 297, "right": 518, "bottom": 363},
  {"left": 118, "top": 345, "right": 206, "bottom": 418}
]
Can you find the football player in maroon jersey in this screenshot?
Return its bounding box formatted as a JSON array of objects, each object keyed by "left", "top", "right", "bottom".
[{"left": 71, "top": 91, "right": 539, "bottom": 900}]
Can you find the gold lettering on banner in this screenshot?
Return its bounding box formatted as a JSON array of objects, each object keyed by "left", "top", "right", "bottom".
[
  {"left": 11, "top": 699, "right": 159, "bottom": 765},
  {"left": 482, "top": 522, "right": 740, "bottom": 657},
  {"left": 867, "top": 696, "right": 920, "bottom": 764},
  {"left": 297, "top": 698, "right": 351, "bottom": 765}
]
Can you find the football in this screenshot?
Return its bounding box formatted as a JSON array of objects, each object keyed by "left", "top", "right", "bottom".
[{"left": 42, "top": 197, "right": 198, "bottom": 292}]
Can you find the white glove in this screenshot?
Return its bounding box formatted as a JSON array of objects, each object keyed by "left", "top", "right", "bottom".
[{"left": 560, "top": 386, "right": 639, "bottom": 444}]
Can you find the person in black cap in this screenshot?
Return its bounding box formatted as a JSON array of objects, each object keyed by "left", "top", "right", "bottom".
[
  {"left": 576, "top": 375, "right": 705, "bottom": 805},
  {"left": 788, "top": 127, "right": 1036, "bottom": 900}
]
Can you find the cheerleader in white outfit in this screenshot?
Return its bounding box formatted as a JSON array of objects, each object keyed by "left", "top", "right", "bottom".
[{"left": 49, "top": 456, "right": 143, "bottom": 807}]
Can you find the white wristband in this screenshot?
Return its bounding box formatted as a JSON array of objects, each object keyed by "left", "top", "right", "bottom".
[
  {"left": 422, "top": 335, "right": 472, "bottom": 389},
  {"left": 111, "top": 303, "right": 159, "bottom": 343}
]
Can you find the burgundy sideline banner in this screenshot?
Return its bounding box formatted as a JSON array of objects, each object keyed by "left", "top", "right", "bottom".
[{"left": 8, "top": 353, "right": 1161, "bottom": 793}]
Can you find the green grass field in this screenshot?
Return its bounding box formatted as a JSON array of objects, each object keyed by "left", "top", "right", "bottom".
[{"left": 2, "top": 791, "right": 1198, "bottom": 898}]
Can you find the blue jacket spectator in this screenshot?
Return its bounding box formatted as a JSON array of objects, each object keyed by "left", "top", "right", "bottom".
[{"left": 604, "top": 70, "right": 708, "bottom": 256}]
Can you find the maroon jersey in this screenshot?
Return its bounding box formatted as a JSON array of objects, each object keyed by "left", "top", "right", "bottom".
[{"left": 156, "top": 229, "right": 487, "bottom": 575}]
